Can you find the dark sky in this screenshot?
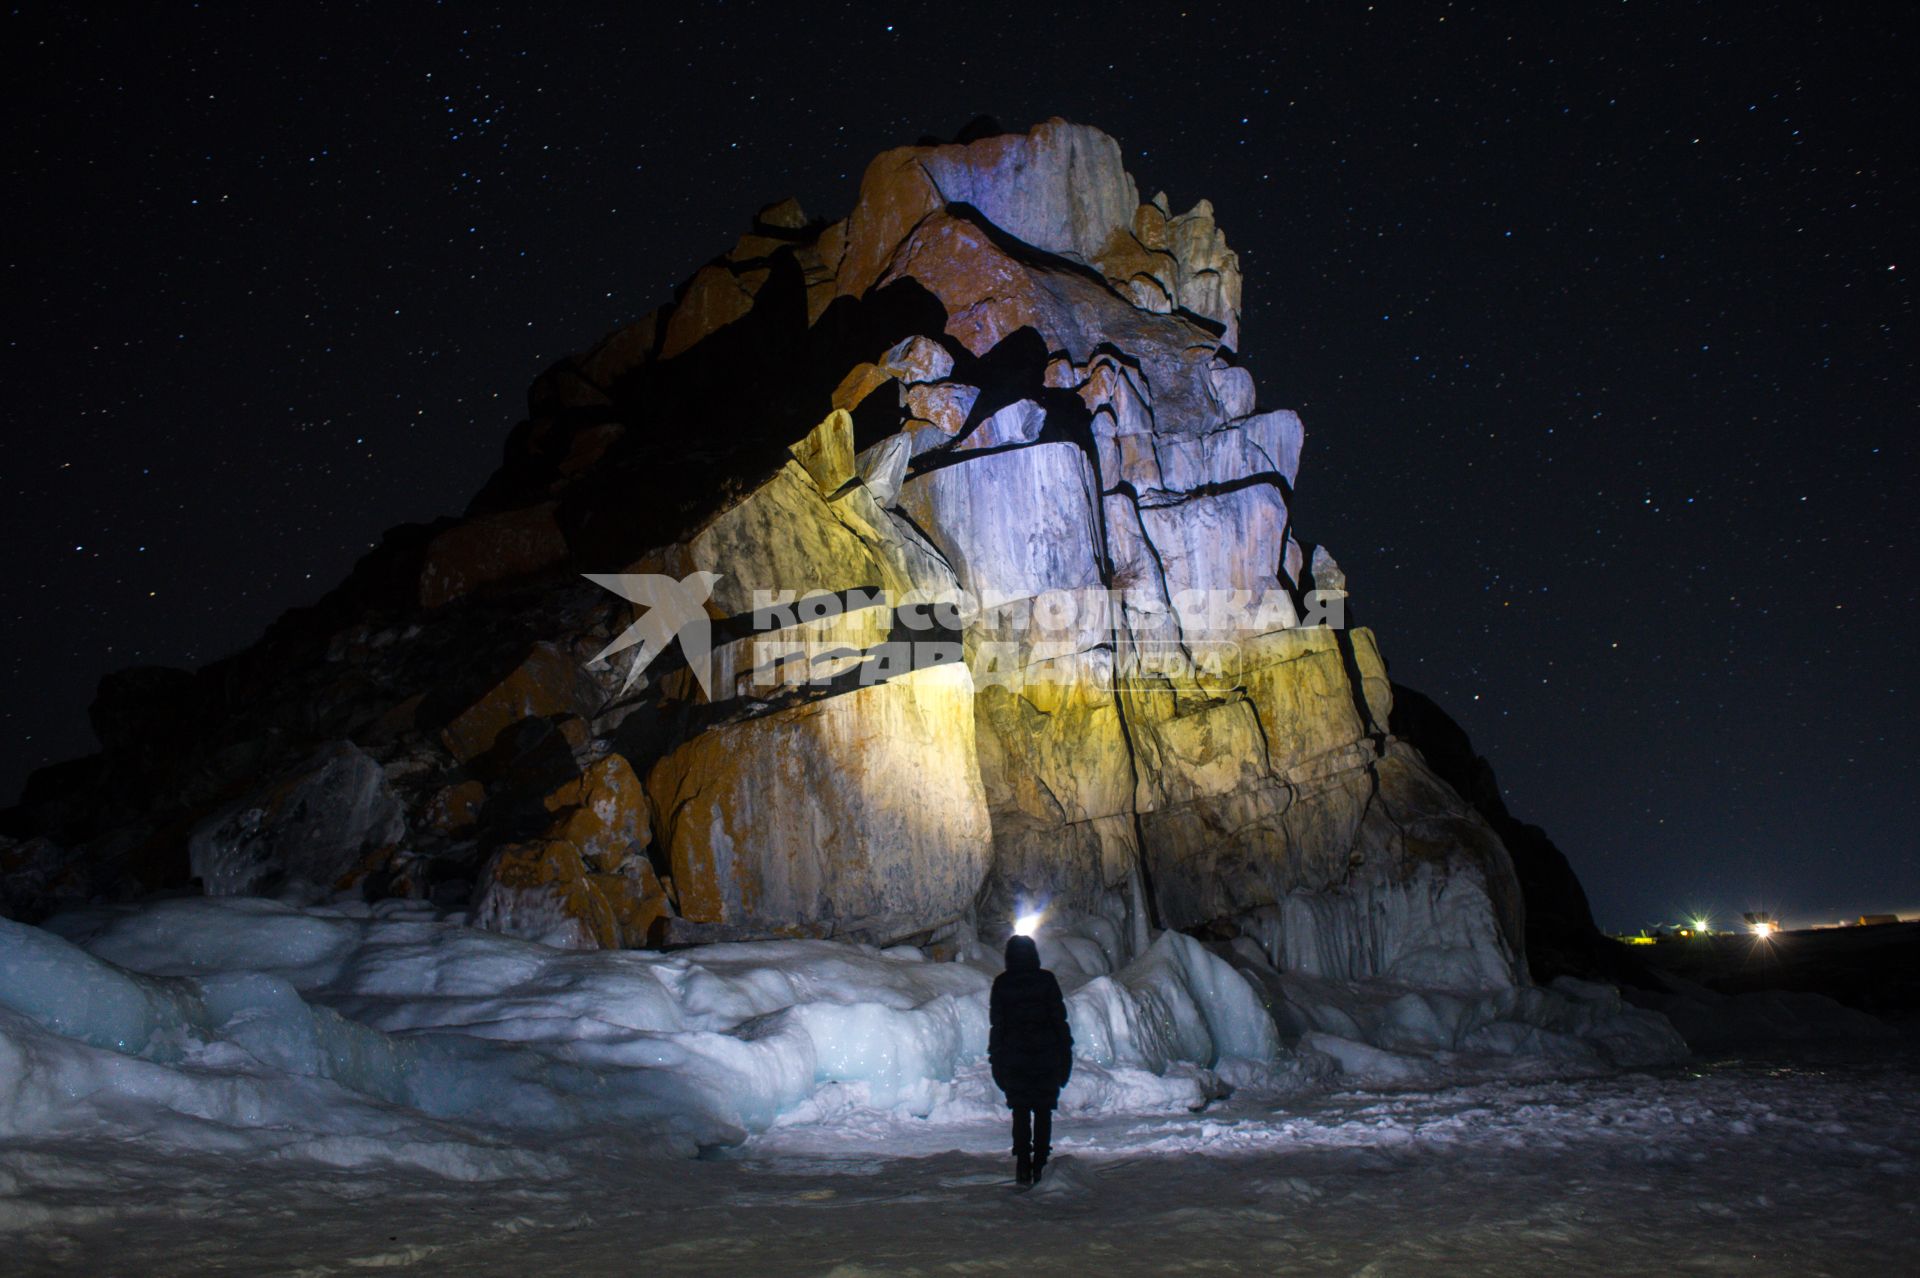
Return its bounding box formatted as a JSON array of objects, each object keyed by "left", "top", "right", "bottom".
[{"left": 5, "top": 2, "right": 1913, "bottom": 930}]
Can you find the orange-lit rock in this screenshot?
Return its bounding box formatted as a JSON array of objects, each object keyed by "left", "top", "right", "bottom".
[
  {"left": 903, "top": 382, "right": 979, "bottom": 439},
  {"left": 422, "top": 779, "right": 486, "bottom": 835},
  {"left": 472, "top": 752, "right": 666, "bottom": 947},
  {"left": 831, "top": 361, "right": 895, "bottom": 412},
  {"left": 542, "top": 753, "right": 650, "bottom": 868},
  {"left": 661, "top": 263, "right": 762, "bottom": 359},
  {"left": 418, "top": 502, "right": 569, "bottom": 608},
  {"left": 441, "top": 643, "right": 599, "bottom": 763},
  {"left": 755, "top": 196, "right": 809, "bottom": 230},
  {"left": 881, "top": 213, "right": 1054, "bottom": 357},
  {"left": 576, "top": 311, "right": 659, "bottom": 391},
  {"left": 474, "top": 826, "right": 670, "bottom": 950},
  {"left": 878, "top": 335, "right": 953, "bottom": 384},
  {"left": 834, "top": 148, "right": 945, "bottom": 300}
]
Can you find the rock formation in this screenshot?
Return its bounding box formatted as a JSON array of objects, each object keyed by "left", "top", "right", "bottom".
[
  {"left": 4, "top": 119, "right": 1536, "bottom": 997},
  {"left": 1386, "top": 683, "right": 1647, "bottom": 986}
]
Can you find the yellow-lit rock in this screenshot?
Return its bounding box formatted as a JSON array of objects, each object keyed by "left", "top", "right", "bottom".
[
  {"left": 787, "top": 408, "right": 856, "bottom": 496},
  {"left": 646, "top": 662, "right": 990, "bottom": 940},
  {"left": 688, "top": 460, "right": 885, "bottom": 619}
]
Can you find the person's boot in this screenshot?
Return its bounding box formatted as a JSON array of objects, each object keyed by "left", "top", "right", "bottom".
[
  {"left": 1031, "top": 1154, "right": 1047, "bottom": 1185},
  {"left": 1015, "top": 1152, "right": 1032, "bottom": 1186}
]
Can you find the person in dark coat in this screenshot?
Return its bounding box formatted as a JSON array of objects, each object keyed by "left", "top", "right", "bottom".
[{"left": 988, "top": 933, "right": 1073, "bottom": 1185}]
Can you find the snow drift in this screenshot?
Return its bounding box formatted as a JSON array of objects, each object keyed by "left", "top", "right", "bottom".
[
  {"left": 1, "top": 896, "right": 1682, "bottom": 1174},
  {"left": 1, "top": 899, "right": 1284, "bottom": 1161}
]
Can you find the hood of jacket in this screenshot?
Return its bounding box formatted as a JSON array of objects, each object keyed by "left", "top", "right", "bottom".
[{"left": 1004, "top": 934, "right": 1040, "bottom": 972}]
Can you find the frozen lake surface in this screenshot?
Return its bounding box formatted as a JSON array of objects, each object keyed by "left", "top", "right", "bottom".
[{"left": 6, "top": 1046, "right": 1914, "bottom": 1276}]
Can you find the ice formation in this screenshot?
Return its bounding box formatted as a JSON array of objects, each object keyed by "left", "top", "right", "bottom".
[{"left": 1, "top": 894, "right": 1683, "bottom": 1168}]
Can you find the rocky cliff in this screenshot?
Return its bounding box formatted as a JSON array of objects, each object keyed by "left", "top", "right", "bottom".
[{"left": 4, "top": 119, "right": 1537, "bottom": 995}]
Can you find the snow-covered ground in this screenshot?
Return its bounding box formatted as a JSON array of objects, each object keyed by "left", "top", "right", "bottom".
[
  {"left": 3, "top": 899, "right": 1913, "bottom": 1274},
  {"left": 4, "top": 1050, "right": 1915, "bottom": 1275}
]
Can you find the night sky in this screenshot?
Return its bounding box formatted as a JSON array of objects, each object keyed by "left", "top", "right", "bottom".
[{"left": 5, "top": 3, "right": 1912, "bottom": 930}]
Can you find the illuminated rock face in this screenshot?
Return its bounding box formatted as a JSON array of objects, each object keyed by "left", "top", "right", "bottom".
[
  {"left": 646, "top": 663, "right": 990, "bottom": 942},
  {"left": 509, "top": 118, "right": 1521, "bottom": 984},
  {"left": 5, "top": 120, "right": 1526, "bottom": 991}
]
